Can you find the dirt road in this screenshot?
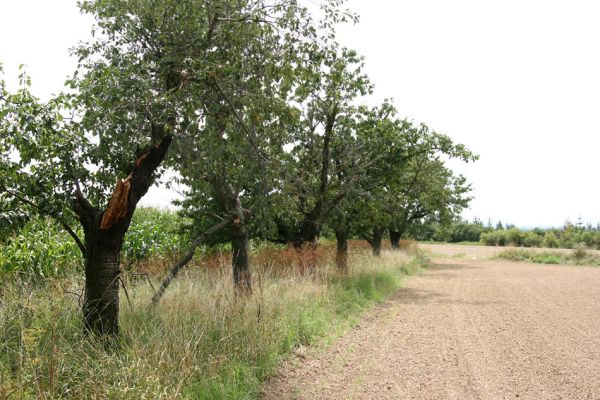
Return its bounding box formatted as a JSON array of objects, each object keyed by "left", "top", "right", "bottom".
[{"left": 263, "top": 248, "right": 600, "bottom": 400}]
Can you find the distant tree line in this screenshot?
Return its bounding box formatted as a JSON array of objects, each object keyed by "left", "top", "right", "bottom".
[{"left": 409, "top": 217, "right": 600, "bottom": 249}]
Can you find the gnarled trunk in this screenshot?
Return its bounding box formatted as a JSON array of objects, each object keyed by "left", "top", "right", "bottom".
[
  {"left": 335, "top": 226, "right": 348, "bottom": 273},
  {"left": 211, "top": 178, "right": 253, "bottom": 293}
]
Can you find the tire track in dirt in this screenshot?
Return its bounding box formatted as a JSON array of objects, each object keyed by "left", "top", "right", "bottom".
[{"left": 263, "top": 252, "right": 600, "bottom": 400}]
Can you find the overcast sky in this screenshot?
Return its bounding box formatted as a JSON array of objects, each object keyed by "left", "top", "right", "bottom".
[{"left": 1, "top": 0, "right": 599, "bottom": 228}]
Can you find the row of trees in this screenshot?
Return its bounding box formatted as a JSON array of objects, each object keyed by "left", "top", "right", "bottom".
[
  {"left": 406, "top": 217, "right": 600, "bottom": 249},
  {"left": 0, "top": 0, "right": 475, "bottom": 336}
]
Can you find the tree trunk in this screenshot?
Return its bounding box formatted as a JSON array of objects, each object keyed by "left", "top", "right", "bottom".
[
  {"left": 231, "top": 221, "right": 251, "bottom": 294},
  {"left": 335, "top": 227, "right": 348, "bottom": 273},
  {"left": 296, "top": 219, "right": 320, "bottom": 248},
  {"left": 72, "top": 134, "right": 172, "bottom": 336},
  {"left": 83, "top": 224, "right": 126, "bottom": 336},
  {"left": 152, "top": 218, "right": 231, "bottom": 304},
  {"left": 294, "top": 219, "right": 320, "bottom": 273},
  {"left": 371, "top": 227, "right": 385, "bottom": 257},
  {"left": 210, "top": 178, "right": 253, "bottom": 293},
  {"left": 390, "top": 229, "right": 402, "bottom": 250}
]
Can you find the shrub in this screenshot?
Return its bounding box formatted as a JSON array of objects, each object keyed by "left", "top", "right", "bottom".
[
  {"left": 572, "top": 243, "right": 588, "bottom": 260},
  {"left": 506, "top": 228, "right": 525, "bottom": 246},
  {"left": 543, "top": 231, "right": 560, "bottom": 248},
  {"left": 481, "top": 230, "right": 507, "bottom": 246},
  {"left": 480, "top": 232, "right": 495, "bottom": 246},
  {"left": 523, "top": 232, "right": 543, "bottom": 248}
]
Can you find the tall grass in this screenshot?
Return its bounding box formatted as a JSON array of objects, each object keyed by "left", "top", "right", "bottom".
[{"left": 0, "top": 248, "right": 427, "bottom": 399}]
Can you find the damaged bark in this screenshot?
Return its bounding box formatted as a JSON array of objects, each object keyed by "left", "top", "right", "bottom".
[{"left": 73, "top": 135, "right": 172, "bottom": 336}]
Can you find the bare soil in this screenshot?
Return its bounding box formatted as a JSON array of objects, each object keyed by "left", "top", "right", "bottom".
[{"left": 263, "top": 246, "right": 600, "bottom": 400}]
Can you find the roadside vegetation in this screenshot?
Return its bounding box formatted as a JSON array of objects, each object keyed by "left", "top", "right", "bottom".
[
  {"left": 496, "top": 245, "right": 600, "bottom": 266},
  {"left": 0, "top": 221, "right": 427, "bottom": 398}
]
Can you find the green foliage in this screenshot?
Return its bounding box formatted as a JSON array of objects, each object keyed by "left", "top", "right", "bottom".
[
  {"left": 479, "top": 230, "right": 505, "bottom": 246},
  {"left": 522, "top": 231, "right": 543, "bottom": 248},
  {"left": 0, "top": 218, "right": 82, "bottom": 280},
  {"left": 543, "top": 231, "right": 560, "bottom": 248},
  {"left": 122, "top": 208, "right": 187, "bottom": 263},
  {"left": 506, "top": 227, "right": 525, "bottom": 246},
  {"left": 478, "top": 223, "right": 600, "bottom": 251},
  {"left": 343, "top": 104, "right": 477, "bottom": 244},
  {"left": 424, "top": 219, "right": 600, "bottom": 252},
  {"left": 497, "top": 248, "right": 600, "bottom": 267},
  {"left": 430, "top": 218, "right": 485, "bottom": 243},
  {"left": 0, "top": 209, "right": 185, "bottom": 279}
]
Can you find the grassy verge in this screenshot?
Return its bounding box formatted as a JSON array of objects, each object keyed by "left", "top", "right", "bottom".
[
  {"left": 496, "top": 248, "right": 600, "bottom": 266},
  {"left": 0, "top": 249, "right": 427, "bottom": 399}
]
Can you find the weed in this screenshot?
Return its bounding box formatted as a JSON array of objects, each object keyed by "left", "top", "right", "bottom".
[{"left": 572, "top": 243, "right": 588, "bottom": 260}]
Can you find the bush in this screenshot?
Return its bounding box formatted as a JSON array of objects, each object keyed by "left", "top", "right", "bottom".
[
  {"left": 523, "top": 232, "right": 543, "bottom": 248},
  {"left": 543, "top": 231, "right": 560, "bottom": 248},
  {"left": 481, "top": 230, "right": 508, "bottom": 246},
  {"left": 506, "top": 228, "right": 525, "bottom": 246},
  {"left": 573, "top": 243, "right": 588, "bottom": 260}
]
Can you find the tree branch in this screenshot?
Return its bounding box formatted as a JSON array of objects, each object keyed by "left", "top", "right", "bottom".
[
  {"left": 0, "top": 184, "right": 88, "bottom": 256},
  {"left": 59, "top": 220, "right": 86, "bottom": 256},
  {"left": 151, "top": 217, "right": 232, "bottom": 304}
]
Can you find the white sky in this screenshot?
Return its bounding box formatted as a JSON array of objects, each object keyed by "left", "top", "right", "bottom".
[{"left": 1, "top": 0, "right": 599, "bottom": 227}]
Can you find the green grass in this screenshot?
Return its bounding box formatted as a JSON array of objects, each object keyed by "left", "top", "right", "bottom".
[
  {"left": 496, "top": 248, "right": 600, "bottom": 266},
  {"left": 0, "top": 249, "right": 427, "bottom": 399}
]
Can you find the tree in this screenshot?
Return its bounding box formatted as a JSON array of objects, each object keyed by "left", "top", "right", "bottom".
[
  {"left": 345, "top": 109, "right": 476, "bottom": 255},
  {"left": 0, "top": 65, "right": 173, "bottom": 336},
  {"left": 172, "top": 0, "right": 316, "bottom": 293},
  {"left": 277, "top": 46, "right": 373, "bottom": 256},
  {"left": 387, "top": 157, "right": 473, "bottom": 249},
  {"left": 2, "top": 0, "right": 282, "bottom": 335}
]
